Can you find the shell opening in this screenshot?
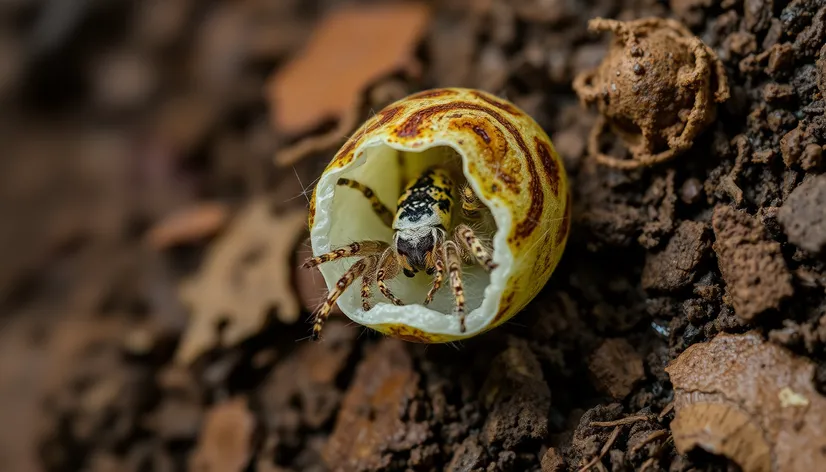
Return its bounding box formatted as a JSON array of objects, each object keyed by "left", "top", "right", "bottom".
[{"left": 311, "top": 142, "right": 512, "bottom": 336}]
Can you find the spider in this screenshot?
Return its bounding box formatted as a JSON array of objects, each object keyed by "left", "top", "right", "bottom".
[{"left": 303, "top": 165, "right": 498, "bottom": 340}]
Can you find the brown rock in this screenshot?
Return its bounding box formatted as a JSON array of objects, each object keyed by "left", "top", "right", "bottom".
[
  {"left": 711, "top": 205, "right": 793, "bottom": 321},
  {"left": 778, "top": 175, "right": 826, "bottom": 255},
  {"left": 587, "top": 339, "right": 645, "bottom": 399},
  {"left": 642, "top": 220, "right": 710, "bottom": 292},
  {"left": 665, "top": 332, "right": 826, "bottom": 472}
]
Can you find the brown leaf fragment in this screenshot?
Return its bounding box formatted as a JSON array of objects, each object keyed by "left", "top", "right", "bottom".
[
  {"left": 665, "top": 332, "right": 826, "bottom": 472},
  {"left": 711, "top": 205, "right": 793, "bottom": 321},
  {"left": 323, "top": 339, "right": 427, "bottom": 471},
  {"left": 145, "top": 202, "right": 229, "bottom": 249},
  {"left": 267, "top": 3, "right": 430, "bottom": 135},
  {"left": 587, "top": 338, "right": 645, "bottom": 399},
  {"left": 189, "top": 397, "right": 255, "bottom": 472},
  {"left": 175, "top": 200, "right": 306, "bottom": 364},
  {"left": 642, "top": 220, "right": 710, "bottom": 292},
  {"left": 778, "top": 175, "right": 826, "bottom": 255}
]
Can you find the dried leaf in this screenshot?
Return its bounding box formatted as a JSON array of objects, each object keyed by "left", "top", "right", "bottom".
[
  {"left": 175, "top": 199, "right": 306, "bottom": 364},
  {"left": 267, "top": 2, "right": 430, "bottom": 135},
  {"left": 145, "top": 202, "right": 229, "bottom": 249},
  {"left": 189, "top": 397, "right": 255, "bottom": 472},
  {"left": 665, "top": 332, "right": 826, "bottom": 472}
]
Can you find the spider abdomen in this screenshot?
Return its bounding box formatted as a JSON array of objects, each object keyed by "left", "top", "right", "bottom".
[{"left": 393, "top": 167, "right": 455, "bottom": 231}]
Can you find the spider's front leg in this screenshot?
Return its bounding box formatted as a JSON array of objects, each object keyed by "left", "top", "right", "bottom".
[
  {"left": 376, "top": 248, "right": 404, "bottom": 306},
  {"left": 424, "top": 244, "right": 445, "bottom": 305},
  {"left": 302, "top": 240, "right": 387, "bottom": 268},
  {"left": 304, "top": 240, "right": 387, "bottom": 339},
  {"left": 312, "top": 255, "right": 378, "bottom": 340}
]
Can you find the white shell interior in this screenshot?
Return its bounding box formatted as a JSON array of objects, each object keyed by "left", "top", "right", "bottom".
[{"left": 310, "top": 139, "right": 514, "bottom": 337}]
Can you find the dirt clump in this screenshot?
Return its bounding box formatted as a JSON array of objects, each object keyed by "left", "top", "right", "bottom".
[
  {"left": 711, "top": 205, "right": 793, "bottom": 321},
  {"left": 779, "top": 174, "right": 826, "bottom": 255},
  {"left": 642, "top": 220, "right": 711, "bottom": 292},
  {"left": 574, "top": 17, "right": 730, "bottom": 169},
  {"left": 587, "top": 338, "right": 645, "bottom": 399}
]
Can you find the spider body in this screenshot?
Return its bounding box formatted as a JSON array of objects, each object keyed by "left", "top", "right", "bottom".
[{"left": 303, "top": 165, "right": 495, "bottom": 340}]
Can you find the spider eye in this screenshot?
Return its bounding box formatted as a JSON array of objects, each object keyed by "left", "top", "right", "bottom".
[{"left": 403, "top": 268, "right": 415, "bottom": 278}]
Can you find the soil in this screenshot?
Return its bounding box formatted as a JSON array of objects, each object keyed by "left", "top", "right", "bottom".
[{"left": 1, "top": 0, "right": 824, "bottom": 471}]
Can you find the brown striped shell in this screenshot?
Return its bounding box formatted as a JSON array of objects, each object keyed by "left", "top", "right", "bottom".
[{"left": 308, "top": 88, "right": 570, "bottom": 341}]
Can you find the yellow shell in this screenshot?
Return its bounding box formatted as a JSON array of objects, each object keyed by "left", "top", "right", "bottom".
[{"left": 308, "top": 88, "right": 570, "bottom": 342}]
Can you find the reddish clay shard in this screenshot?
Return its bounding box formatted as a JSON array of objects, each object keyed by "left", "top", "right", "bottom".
[{"left": 574, "top": 18, "right": 730, "bottom": 169}]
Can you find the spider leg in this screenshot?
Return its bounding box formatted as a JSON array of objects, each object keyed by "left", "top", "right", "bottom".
[
  {"left": 312, "top": 256, "right": 376, "bottom": 340},
  {"left": 455, "top": 224, "right": 497, "bottom": 271},
  {"left": 360, "top": 273, "right": 373, "bottom": 311},
  {"left": 424, "top": 242, "right": 445, "bottom": 305},
  {"left": 376, "top": 248, "right": 403, "bottom": 305},
  {"left": 302, "top": 240, "right": 386, "bottom": 268},
  {"left": 445, "top": 241, "right": 467, "bottom": 332},
  {"left": 337, "top": 178, "right": 395, "bottom": 227}
]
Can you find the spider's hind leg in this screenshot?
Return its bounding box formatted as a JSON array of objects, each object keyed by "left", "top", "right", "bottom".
[{"left": 337, "top": 178, "right": 395, "bottom": 227}]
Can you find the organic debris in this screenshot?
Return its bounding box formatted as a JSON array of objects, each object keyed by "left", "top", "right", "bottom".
[
  {"left": 176, "top": 201, "right": 306, "bottom": 363},
  {"left": 666, "top": 332, "right": 826, "bottom": 472},
  {"left": 574, "top": 17, "right": 729, "bottom": 169}
]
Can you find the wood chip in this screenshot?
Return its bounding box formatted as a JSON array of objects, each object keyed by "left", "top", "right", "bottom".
[{"left": 267, "top": 2, "right": 430, "bottom": 135}]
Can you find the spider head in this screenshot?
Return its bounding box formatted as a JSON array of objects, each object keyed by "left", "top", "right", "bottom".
[{"left": 394, "top": 227, "right": 443, "bottom": 277}]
